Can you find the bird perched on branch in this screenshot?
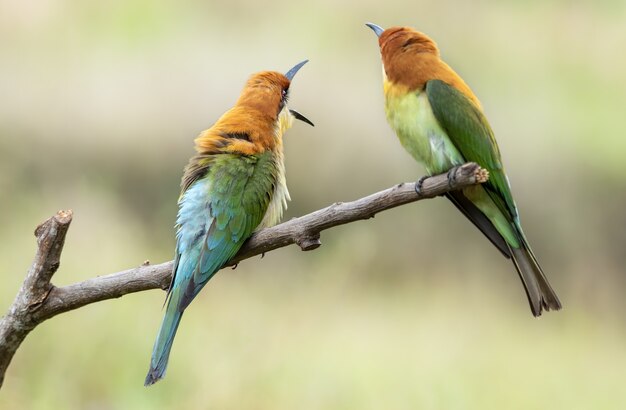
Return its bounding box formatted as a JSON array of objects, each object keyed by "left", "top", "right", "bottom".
[
  {"left": 145, "top": 61, "right": 313, "bottom": 385},
  {"left": 365, "top": 23, "right": 561, "bottom": 316}
]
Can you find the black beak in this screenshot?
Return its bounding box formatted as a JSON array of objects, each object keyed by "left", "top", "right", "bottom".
[
  {"left": 365, "top": 22, "right": 384, "bottom": 38},
  {"left": 284, "top": 61, "right": 313, "bottom": 127},
  {"left": 285, "top": 59, "right": 309, "bottom": 81},
  {"left": 289, "top": 109, "right": 314, "bottom": 127}
]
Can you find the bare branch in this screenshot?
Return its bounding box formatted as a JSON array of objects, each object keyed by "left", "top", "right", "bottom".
[
  {"left": 0, "top": 210, "right": 73, "bottom": 386},
  {"left": 0, "top": 162, "right": 486, "bottom": 388}
]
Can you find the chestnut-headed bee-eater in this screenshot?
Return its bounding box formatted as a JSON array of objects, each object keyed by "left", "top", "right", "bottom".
[
  {"left": 366, "top": 23, "right": 561, "bottom": 316},
  {"left": 145, "top": 61, "right": 313, "bottom": 385}
]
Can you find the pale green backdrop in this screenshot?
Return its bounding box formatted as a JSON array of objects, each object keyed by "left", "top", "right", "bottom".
[{"left": 1, "top": 0, "right": 625, "bottom": 408}]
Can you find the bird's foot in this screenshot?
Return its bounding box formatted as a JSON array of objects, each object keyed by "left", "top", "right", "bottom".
[
  {"left": 446, "top": 166, "right": 462, "bottom": 188},
  {"left": 414, "top": 175, "right": 429, "bottom": 195}
]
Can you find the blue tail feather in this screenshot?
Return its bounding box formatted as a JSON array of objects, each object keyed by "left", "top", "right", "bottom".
[{"left": 144, "top": 298, "right": 183, "bottom": 386}]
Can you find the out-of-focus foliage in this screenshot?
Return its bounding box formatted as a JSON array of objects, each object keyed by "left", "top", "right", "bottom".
[{"left": 1, "top": 1, "right": 625, "bottom": 408}]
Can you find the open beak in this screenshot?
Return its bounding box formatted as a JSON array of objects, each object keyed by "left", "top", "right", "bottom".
[
  {"left": 365, "top": 22, "right": 384, "bottom": 38},
  {"left": 289, "top": 109, "right": 314, "bottom": 127},
  {"left": 284, "top": 60, "right": 313, "bottom": 126}
]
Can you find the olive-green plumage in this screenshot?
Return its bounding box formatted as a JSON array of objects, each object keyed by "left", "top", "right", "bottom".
[{"left": 367, "top": 23, "right": 561, "bottom": 316}]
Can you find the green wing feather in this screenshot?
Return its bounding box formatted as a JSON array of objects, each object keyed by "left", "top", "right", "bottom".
[
  {"left": 179, "top": 152, "right": 275, "bottom": 309},
  {"left": 425, "top": 79, "right": 518, "bottom": 224},
  {"left": 145, "top": 151, "right": 277, "bottom": 385},
  {"left": 425, "top": 79, "right": 561, "bottom": 315}
]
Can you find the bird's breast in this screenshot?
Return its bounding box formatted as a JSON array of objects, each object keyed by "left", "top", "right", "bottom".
[
  {"left": 277, "top": 107, "right": 295, "bottom": 137},
  {"left": 384, "top": 84, "right": 464, "bottom": 174},
  {"left": 256, "top": 134, "right": 290, "bottom": 230}
]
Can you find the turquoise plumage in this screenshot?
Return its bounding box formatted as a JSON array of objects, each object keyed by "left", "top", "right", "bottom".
[{"left": 145, "top": 62, "right": 312, "bottom": 385}]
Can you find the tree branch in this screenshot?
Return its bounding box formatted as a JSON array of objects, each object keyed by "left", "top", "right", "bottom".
[
  {"left": 0, "top": 210, "right": 73, "bottom": 387},
  {"left": 0, "top": 162, "right": 487, "bottom": 388}
]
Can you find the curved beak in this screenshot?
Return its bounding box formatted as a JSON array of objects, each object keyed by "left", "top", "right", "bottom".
[
  {"left": 289, "top": 109, "right": 314, "bottom": 127},
  {"left": 365, "top": 22, "right": 384, "bottom": 38},
  {"left": 285, "top": 60, "right": 313, "bottom": 126},
  {"left": 285, "top": 59, "right": 309, "bottom": 81}
]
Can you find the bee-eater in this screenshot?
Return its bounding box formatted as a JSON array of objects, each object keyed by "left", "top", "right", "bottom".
[
  {"left": 366, "top": 23, "right": 561, "bottom": 316},
  {"left": 144, "top": 61, "right": 313, "bottom": 386}
]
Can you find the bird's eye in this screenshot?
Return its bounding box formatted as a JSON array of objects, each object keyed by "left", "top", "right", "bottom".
[{"left": 278, "top": 87, "right": 289, "bottom": 112}]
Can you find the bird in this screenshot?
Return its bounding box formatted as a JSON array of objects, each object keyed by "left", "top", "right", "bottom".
[
  {"left": 144, "top": 61, "right": 313, "bottom": 386},
  {"left": 365, "top": 23, "right": 561, "bottom": 316}
]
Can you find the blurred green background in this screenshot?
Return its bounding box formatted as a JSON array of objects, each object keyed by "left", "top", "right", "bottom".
[{"left": 1, "top": 0, "right": 626, "bottom": 408}]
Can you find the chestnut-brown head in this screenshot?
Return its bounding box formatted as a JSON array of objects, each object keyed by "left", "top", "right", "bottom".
[
  {"left": 366, "top": 23, "right": 448, "bottom": 91},
  {"left": 195, "top": 61, "right": 313, "bottom": 157},
  {"left": 236, "top": 60, "right": 313, "bottom": 126},
  {"left": 376, "top": 26, "right": 438, "bottom": 56}
]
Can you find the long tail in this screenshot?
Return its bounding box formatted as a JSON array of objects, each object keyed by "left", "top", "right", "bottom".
[
  {"left": 509, "top": 236, "right": 562, "bottom": 317},
  {"left": 144, "top": 298, "right": 183, "bottom": 386},
  {"left": 446, "top": 191, "right": 561, "bottom": 316},
  {"left": 446, "top": 192, "right": 511, "bottom": 258}
]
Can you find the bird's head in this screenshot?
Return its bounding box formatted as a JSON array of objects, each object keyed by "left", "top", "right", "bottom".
[
  {"left": 196, "top": 61, "right": 313, "bottom": 156},
  {"left": 366, "top": 24, "right": 439, "bottom": 57},
  {"left": 366, "top": 23, "right": 440, "bottom": 89},
  {"left": 236, "top": 60, "right": 314, "bottom": 132}
]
